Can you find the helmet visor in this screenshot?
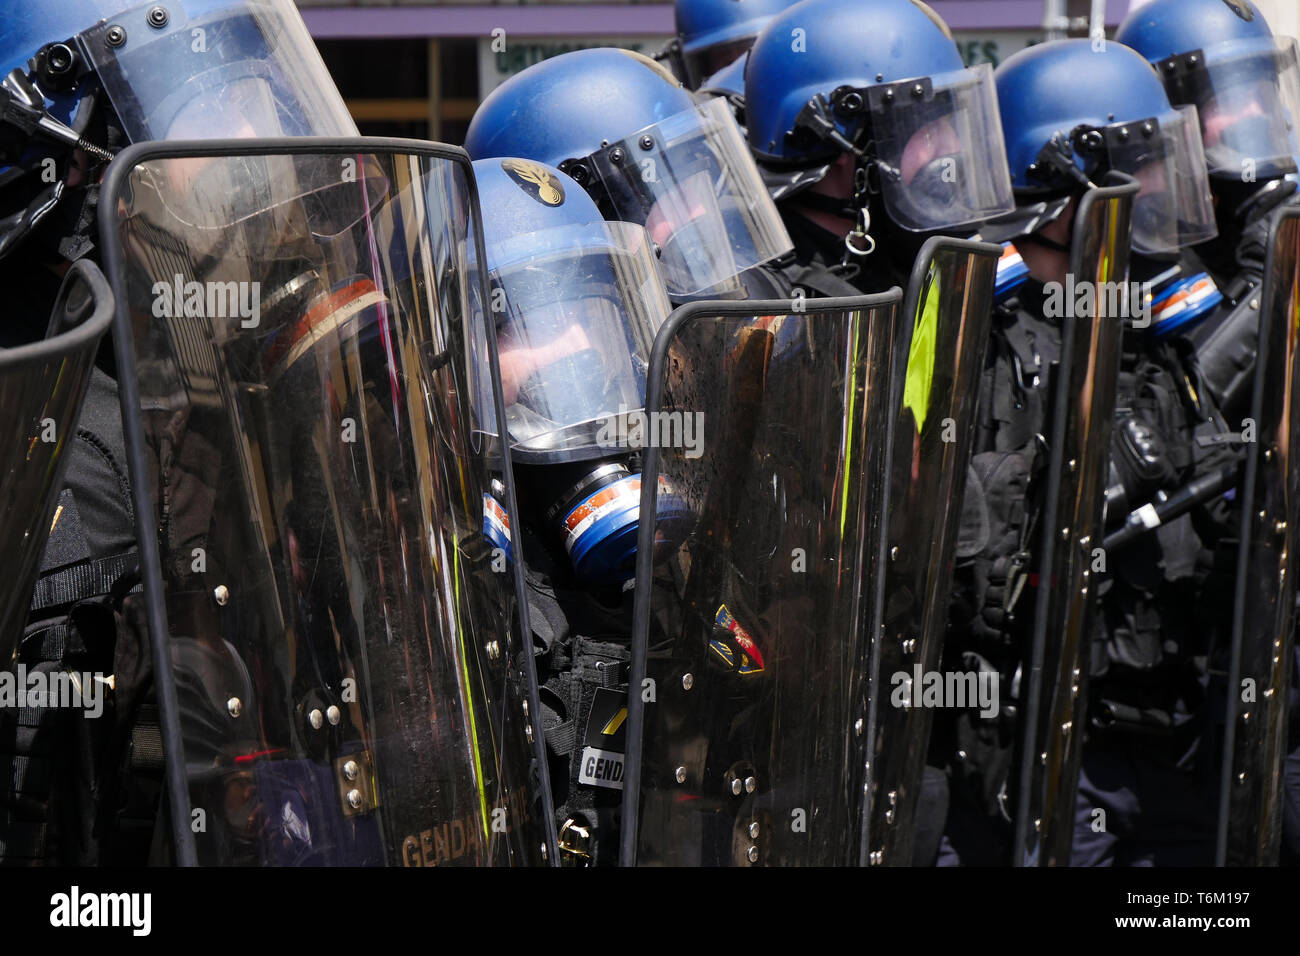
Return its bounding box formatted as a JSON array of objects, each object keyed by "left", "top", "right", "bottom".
[
  {"left": 73, "top": 0, "right": 356, "bottom": 142},
  {"left": 577, "top": 97, "right": 792, "bottom": 297},
  {"left": 1157, "top": 36, "right": 1300, "bottom": 179},
  {"left": 866, "top": 63, "right": 1015, "bottom": 232},
  {"left": 1101, "top": 106, "right": 1217, "bottom": 255},
  {"left": 483, "top": 221, "right": 672, "bottom": 456}
]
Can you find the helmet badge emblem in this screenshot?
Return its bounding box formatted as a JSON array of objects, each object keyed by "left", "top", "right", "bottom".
[{"left": 501, "top": 159, "right": 566, "bottom": 205}]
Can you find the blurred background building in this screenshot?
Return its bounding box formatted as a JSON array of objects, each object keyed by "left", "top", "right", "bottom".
[{"left": 294, "top": 0, "right": 1297, "bottom": 145}]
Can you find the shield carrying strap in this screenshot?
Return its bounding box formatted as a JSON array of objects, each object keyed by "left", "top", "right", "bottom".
[{"left": 28, "top": 550, "right": 139, "bottom": 614}]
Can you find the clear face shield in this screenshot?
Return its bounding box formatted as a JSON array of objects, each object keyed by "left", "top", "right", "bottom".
[
  {"left": 1081, "top": 106, "right": 1218, "bottom": 255},
  {"left": 863, "top": 63, "right": 1016, "bottom": 231},
  {"left": 1157, "top": 37, "right": 1300, "bottom": 179},
  {"left": 68, "top": 0, "right": 356, "bottom": 142},
  {"left": 560, "top": 97, "right": 792, "bottom": 298},
  {"left": 479, "top": 221, "right": 672, "bottom": 460}
]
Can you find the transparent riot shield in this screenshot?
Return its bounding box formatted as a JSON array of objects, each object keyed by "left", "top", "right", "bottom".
[
  {"left": 1013, "top": 176, "right": 1139, "bottom": 866},
  {"left": 1217, "top": 205, "right": 1300, "bottom": 867},
  {"left": 0, "top": 260, "right": 115, "bottom": 659},
  {"left": 860, "top": 237, "right": 1001, "bottom": 867},
  {"left": 619, "top": 292, "right": 901, "bottom": 866},
  {"left": 98, "top": 139, "right": 556, "bottom": 866}
]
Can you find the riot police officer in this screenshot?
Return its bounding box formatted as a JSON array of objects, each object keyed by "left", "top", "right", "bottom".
[
  {"left": 0, "top": 0, "right": 359, "bottom": 865},
  {"left": 741, "top": 0, "right": 1017, "bottom": 296},
  {"left": 1116, "top": 0, "right": 1300, "bottom": 867},
  {"left": 470, "top": 156, "right": 675, "bottom": 863},
  {"left": 933, "top": 37, "right": 1225, "bottom": 866}
]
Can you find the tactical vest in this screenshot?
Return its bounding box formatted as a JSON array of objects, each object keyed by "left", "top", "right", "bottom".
[
  {"left": 939, "top": 296, "right": 1059, "bottom": 818},
  {"left": 1, "top": 370, "right": 159, "bottom": 866}
]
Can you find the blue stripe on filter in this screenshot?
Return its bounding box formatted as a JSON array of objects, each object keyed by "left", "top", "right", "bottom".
[
  {"left": 567, "top": 476, "right": 642, "bottom": 584},
  {"left": 482, "top": 493, "right": 512, "bottom": 563},
  {"left": 1149, "top": 273, "right": 1223, "bottom": 338},
  {"left": 995, "top": 242, "right": 1030, "bottom": 305}
]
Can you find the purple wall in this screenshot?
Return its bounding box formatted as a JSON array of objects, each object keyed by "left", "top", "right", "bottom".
[{"left": 301, "top": 0, "right": 1135, "bottom": 38}]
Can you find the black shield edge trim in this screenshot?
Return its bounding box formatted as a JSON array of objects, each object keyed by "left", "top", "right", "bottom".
[
  {"left": 97, "top": 136, "right": 559, "bottom": 866},
  {"left": 1012, "top": 172, "right": 1140, "bottom": 865},
  {"left": 1215, "top": 203, "right": 1300, "bottom": 866},
  {"left": 619, "top": 289, "right": 904, "bottom": 867}
]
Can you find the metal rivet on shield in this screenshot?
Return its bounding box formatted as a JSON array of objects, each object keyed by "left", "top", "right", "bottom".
[
  {"left": 1034, "top": 818, "right": 1042, "bottom": 832},
  {"left": 347, "top": 789, "right": 363, "bottom": 810},
  {"left": 886, "top": 808, "right": 895, "bottom": 824},
  {"left": 676, "top": 766, "right": 688, "bottom": 784},
  {"left": 890, "top": 546, "right": 900, "bottom": 562},
  {"left": 213, "top": 585, "right": 229, "bottom": 606},
  {"left": 309, "top": 708, "right": 323, "bottom": 730},
  {"left": 1238, "top": 772, "right": 1247, "bottom": 785},
  {"left": 541, "top": 843, "right": 548, "bottom": 860},
  {"left": 1250, "top": 299, "right": 1260, "bottom": 311},
  {"left": 730, "top": 777, "right": 743, "bottom": 795},
  {"left": 522, "top": 700, "right": 529, "bottom": 717},
  {"left": 608, "top": 147, "right": 626, "bottom": 164},
  {"left": 1067, "top": 459, "right": 1077, "bottom": 472},
  {"left": 682, "top": 673, "right": 694, "bottom": 691},
  {"left": 1040, "top": 751, "right": 1048, "bottom": 766},
  {"left": 1265, "top": 448, "right": 1274, "bottom": 461},
  {"left": 854, "top": 718, "right": 864, "bottom": 737},
  {"left": 1259, "top": 510, "right": 1268, "bottom": 522},
  {"left": 744, "top": 776, "right": 757, "bottom": 794},
  {"left": 957, "top": 750, "right": 967, "bottom": 761},
  {"left": 326, "top": 705, "right": 341, "bottom": 726},
  {"left": 1275, "top": 520, "right": 1287, "bottom": 535},
  {"left": 869, "top": 850, "right": 883, "bottom": 865},
  {"left": 147, "top": 6, "right": 169, "bottom": 28},
  {"left": 746, "top": 845, "right": 759, "bottom": 864},
  {"left": 639, "top": 135, "right": 654, "bottom": 150},
  {"left": 902, "top": 638, "right": 916, "bottom": 654},
  {"left": 749, "top": 821, "right": 759, "bottom": 839},
  {"left": 1060, "top": 526, "right": 1070, "bottom": 540},
  {"left": 888, "top": 790, "right": 897, "bottom": 806},
  {"left": 226, "top": 697, "right": 242, "bottom": 718},
  {"left": 912, "top": 83, "right": 924, "bottom": 97},
  {"left": 343, "top": 759, "right": 359, "bottom": 781},
  {"left": 105, "top": 25, "right": 127, "bottom": 47},
  {"left": 487, "top": 640, "right": 500, "bottom": 660},
  {"left": 1241, "top": 711, "right": 1251, "bottom": 724},
  {"left": 525, "top": 723, "right": 534, "bottom": 743},
  {"left": 1061, "top": 720, "right": 1072, "bottom": 735}
]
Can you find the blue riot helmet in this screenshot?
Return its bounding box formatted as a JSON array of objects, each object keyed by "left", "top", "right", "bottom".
[
  {"left": 995, "top": 39, "right": 1218, "bottom": 259},
  {"left": 1116, "top": 0, "right": 1300, "bottom": 182},
  {"left": 471, "top": 157, "right": 674, "bottom": 584},
  {"left": 674, "top": 0, "right": 799, "bottom": 90},
  {"left": 743, "top": 0, "right": 1015, "bottom": 234},
  {"left": 464, "top": 48, "right": 792, "bottom": 300},
  {"left": 0, "top": 0, "right": 356, "bottom": 258}
]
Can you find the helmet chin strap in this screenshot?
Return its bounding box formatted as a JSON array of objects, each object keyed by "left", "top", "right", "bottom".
[{"left": 844, "top": 163, "right": 876, "bottom": 258}]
